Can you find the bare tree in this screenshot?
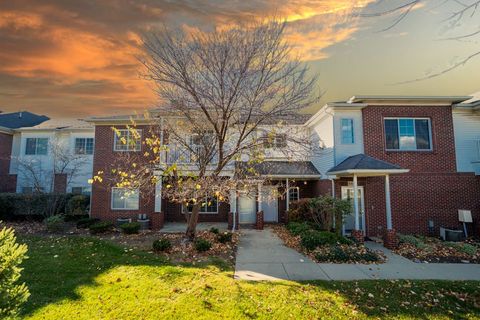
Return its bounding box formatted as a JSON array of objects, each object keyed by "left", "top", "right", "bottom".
[
  {"left": 94, "top": 20, "right": 319, "bottom": 239},
  {"left": 361, "top": 0, "right": 480, "bottom": 83}
]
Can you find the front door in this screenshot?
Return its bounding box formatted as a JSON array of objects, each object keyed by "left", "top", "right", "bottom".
[
  {"left": 238, "top": 192, "right": 256, "bottom": 224},
  {"left": 341, "top": 186, "right": 365, "bottom": 234},
  {"left": 261, "top": 186, "right": 278, "bottom": 222}
]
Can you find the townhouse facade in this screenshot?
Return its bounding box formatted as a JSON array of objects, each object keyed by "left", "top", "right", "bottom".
[{"left": 1, "top": 94, "right": 479, "bottom": 241}]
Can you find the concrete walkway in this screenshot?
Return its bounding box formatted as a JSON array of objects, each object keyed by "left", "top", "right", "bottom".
[{"left": 234, "top": 228, "right": 480, "bottom": 281}]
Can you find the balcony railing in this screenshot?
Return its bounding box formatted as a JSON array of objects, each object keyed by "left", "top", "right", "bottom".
[{"left": 163, "top": 144, "right": 218, "bottom": 164}]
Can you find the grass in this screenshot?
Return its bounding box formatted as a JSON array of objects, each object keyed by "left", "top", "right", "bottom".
[{"left": 18, "top": 235, "right": 480, "bottom": 319}]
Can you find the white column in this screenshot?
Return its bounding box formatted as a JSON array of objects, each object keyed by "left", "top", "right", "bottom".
[
  {"left": 353, "top": 174, "right": 359, "bottom": 230},
  {"left": 154, "top": 176, "right": 162, "bottom": 212},
  {"left": 286, "top": 178, "right": 290, "bottom": 211},
  {"left": 385, "top": 174, "right": 392, "bottom": 230},
  {"left": 258, "top": 183, "right": 262, "bottom": 212},
  {"left": 229, "top": 188, "right": 237, "bottom": 214}
]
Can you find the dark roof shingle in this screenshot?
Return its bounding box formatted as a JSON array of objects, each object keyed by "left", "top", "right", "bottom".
[
  {"left": 0, "top": 111, "right": 49, "bottom": 129},
  {"left": 327, "top": 154, "right": 403, "bottom": 173}
]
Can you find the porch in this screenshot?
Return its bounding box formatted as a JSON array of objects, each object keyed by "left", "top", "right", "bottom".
[{"left": 327, "top": 154, "right": 409, "bottom": 247}]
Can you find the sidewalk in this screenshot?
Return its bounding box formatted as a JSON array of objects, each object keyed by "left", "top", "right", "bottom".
[{"left": 234, "top": 228, "right": 480, "bottom": 281}]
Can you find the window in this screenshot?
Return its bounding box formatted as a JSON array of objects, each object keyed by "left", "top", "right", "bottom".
[
  {"left": 114, "top": 129, "right": 142, "bottom": 151},
  {"left": 260, "top": 132, "right": 287, "bottom": 149},
  {"left": 111, "top": 188, "right": 139, "bottom": 210},
  {"left": 25, "top": 138, "right": 48, "bottom": 155},
  {"left": 341, "top": 119, "right": 354, "bottom": 144},
  {"left": 384, "top": 118, "right": 431, "bottom": 151},
  {"left": 288, "top": 187, "right": 299, "bottom": 202},
  {"left": 75, "top": 138, "right": 94, "bottom": 155},
  {"left": 183, "top": 196, "right": 218, "bottom": 214}
]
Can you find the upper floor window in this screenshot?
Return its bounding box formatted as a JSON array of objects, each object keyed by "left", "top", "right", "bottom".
[
  {"left": 260, "top": 132, "right": 287, "bottom": 149},
  {"left": 111, "top": 187, "right": 139, "bottom": 210},
  {"left": 384, "top": 118, "right": 431, "bottom": 151},
  {"left": 183, "top": 196, "right": 218, "bottom": 214},
  {"left": 288, "top": 187, "right": 300, "bottom": 202},
  {"left": 114, "top": 129, "right": 142, "bottom": 152},
  {"left": 341, "top": 119, "right": 354, "bottom": 144},
  {"left": 75, "top": 138, "right": 94, "bottom": 155},
  {"left": 25, "top": 138, "right": 48, "bottom": 155}
]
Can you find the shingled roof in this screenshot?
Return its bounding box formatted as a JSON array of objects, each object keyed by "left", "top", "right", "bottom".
[
  {"left": 327, "top": 154, "right": 407, "bottom": 175},
  {"left": 236, "top": 161, "right": 320, "bottom": 177},
  {"left": 0, "top": 111, "right": 49, "bottom": 129}
]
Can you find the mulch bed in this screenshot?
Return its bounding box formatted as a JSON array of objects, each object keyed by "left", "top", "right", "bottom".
[
  {"left": 270, "top": 224, "right": 386, "bottom": 264},
  {"left": 394, "top": 238, "right": 480, "bottom": 264},
  {"left": 3, "top": 221, "right": 238, "bottom": 265}
]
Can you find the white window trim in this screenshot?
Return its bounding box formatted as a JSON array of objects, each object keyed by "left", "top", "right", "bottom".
[
  {"left": 182, "top": 196, "right": 219, "bottom": 214},
  {"left": 384, "top": 117, "right": 433, "bottom": 152},
  {"left": 111, "top": 187, "right": 140, "bottom": 210},
  {"left": 113, "top": 129, "right": 142, "bottom": 152},
  {"left": 74, "top": 137, "right": 94, "bottom": 155},
  {"left": 25, "top": 137, "right": 49, "bottom": 155},
  {"left": 340, "top": 118, "right": 354, "bottom": 144},
  {"left": 288, "top": 187, "right": 300, "bottom": 202}
]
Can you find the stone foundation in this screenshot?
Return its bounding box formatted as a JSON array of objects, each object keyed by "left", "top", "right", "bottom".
[
  {"left": 150, "top": 212, "right": 165, "bottom": 230},
  {"left": 351, "top": 229, "right": 364, "bottom": 244},
  {"left": 256, "top": 211, "right": 264, "bottom": 230},
  {"left": 383, "top": 229, "right": 398, "bottom": 249}
]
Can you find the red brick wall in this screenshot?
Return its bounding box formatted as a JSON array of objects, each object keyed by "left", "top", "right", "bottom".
[
  {"left": 163, "top": 199, "right": 229, "bottom": 223},
  {"left": 53, "top": 173, "right": 67, "bottom": 193},
  {"left": 362, "top": 105, "right": 457, "bottom": 173},
  {"left": 0, "top": 132, "right": 15, "bottom": 192}
]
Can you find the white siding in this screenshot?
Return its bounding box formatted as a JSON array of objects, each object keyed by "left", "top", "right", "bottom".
[
  {"left": 309, "top": 113, "right": 335, "bottom": 177},
  {"left": 333, "top": 110, "right": 364, "bottom": 164},
  {"left": 453, "top": 110, "right": 480, "bottom": 174}
]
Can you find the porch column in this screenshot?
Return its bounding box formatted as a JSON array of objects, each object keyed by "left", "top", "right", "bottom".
[
  {"left": 257, "top": 183, "right": 262, "bottom": 212},
  {"left": 353, "top": 174, "right": 360, "bottom": 230},
  {"left": 154, "top": 176, "right": 162, "bottom": 212},
  {"left": 286, "top": 178, "right": 290, "bottom": 211},
  {"left": 229, "top": 187, "right": 238, "bottom": 231},
  {"left": 385, "top": 174, "right": 392, "bottom": 230}
]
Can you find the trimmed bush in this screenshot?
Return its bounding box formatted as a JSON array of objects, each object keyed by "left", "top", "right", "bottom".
[
  {"left": 76, "top": 218, "right": 100, "bottom": 229},
  {"left": 300, "top": 230, "right": 352, "bottom": 250},
  {"left": 120, "top": 222, "right": 141, "bottom": 234},
  {"left": 64, "top": 214, "right": 89, "bottom": 222},
  {"left": 45, "top": 215, "right": 65, "bottom": 233},
  {"left": 217, "top": 232, "right": 233, "bottom": 243},
  {"left": 286, "top": 222, "right": 311, "bottom": 236},
  {"left": 287, "top": 198, "right": 312, "bottom": 222},
  {"left": 194, "top": 238, "right": 212, "bottom": 252},
  {"left": 209, "top": 227, "right": 219, "bottom": 234},
  {"left": 65, "top": 195, "right": 90, "bottom": 217},
  {"left": 89, "top": 221, "right": 113, "bottom": 234},
  {"left": 0, "top": 193, "right": 71, "bottom": 220},
  {"left": 153, "top": 238, "right": 172, "bottom": 252},
  {"left": 0, "top": 226, "right": 30, "bottom": 319}
]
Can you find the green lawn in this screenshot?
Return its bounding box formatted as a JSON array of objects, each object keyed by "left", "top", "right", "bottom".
[{"left": 18, "top": 235, "right": 480, "bottom": 319}]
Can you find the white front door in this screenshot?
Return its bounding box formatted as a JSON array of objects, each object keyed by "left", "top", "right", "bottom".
[
  {"left": 261, "top": 186, "right": 278, "bottom": 222},
  {"left": 341, "top": 186, "right": 365, "bottom": 234},
  {"left": 238, "top": 193, "right": 256, "bottom": 224}
]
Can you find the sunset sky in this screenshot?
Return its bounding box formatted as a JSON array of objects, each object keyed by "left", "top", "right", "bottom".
[{"left": 1, "top": 0, "right": 479, "bottom": 117}]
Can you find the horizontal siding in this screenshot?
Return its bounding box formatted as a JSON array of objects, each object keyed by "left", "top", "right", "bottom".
[
  {"left": 309, "top": 113, "right": 334, "bottom": 177},
  {"left": 453, "top": 111, "right": 480, "bottom": 173},
  {"left": 333, "top": 110, "right": 364, "bottom": 164}
]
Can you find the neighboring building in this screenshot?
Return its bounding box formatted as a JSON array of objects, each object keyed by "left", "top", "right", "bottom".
[
  {"left": 0, "top": 111, "right": 49, "bottom": 192},
  {"left": 9, "top": 119, "right": 94, "bottom": 194}
]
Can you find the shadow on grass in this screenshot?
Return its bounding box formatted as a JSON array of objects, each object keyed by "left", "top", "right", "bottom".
[{"left": 19, "top": 235, "right": 480, "bottom": 319}]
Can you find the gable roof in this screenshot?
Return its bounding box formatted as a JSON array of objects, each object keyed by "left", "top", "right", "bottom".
[
  {"left": 16, "top": 118, "right": 93, "bottom": 131},
  {"left": 0, "top": 111, "right": 49, "bottom": 129},
  {"left": 327, "top": 154, "right": 408, "bottom": 176}
]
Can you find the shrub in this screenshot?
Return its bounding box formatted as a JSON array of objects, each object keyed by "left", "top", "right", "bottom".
[
  {"left": 120, "top": 222, "right": 141, "bottom": 234},
  {"left": 76, "top": 218, "right": 100, "bottom": 229},
  {"left": 308, "top": 196, "right": 351, "bottom": 234},
  {"left": 0, "top": 226, "right": 30, "bottom": 319},
  {"left": 445, "top": 242, "right": 477, "bottom": 256},
  {"left": 316, "top": 245, "right": 380, "bottom": 263},
  {"left": 398, "top": 234, "right": 426, "bottom": 249},
  {"left": 66, "top": 195, "right": 90, "bottom": 216},
  {"left": 217, "top": 232, "right": 233, "bottom": 243},
  {"left": 89, "top": 221, "right": 113, "bottom": 234},
  {"left": 300, "top": 230, "right": 351, "bottom": 250},
  {"left": 194, "top": 238, "right": 212, "bottom": 252},
  {"left": 0, "top": 193, "right": 70, "bottom": 220},
  {"left": 286, "top": 222, "right": 311, "bottom": 236},
  {"left": 287, "top": 198, "right": 312, "bottom": 222},
  {"left": 44, "top": 215, "right": 65, "bottom": 233},
  {"left": 209, "top": 227, "right": 219, "bottom": 234},
  {"left": 153, "top": 238, "right": 172, "bottom": 252}
]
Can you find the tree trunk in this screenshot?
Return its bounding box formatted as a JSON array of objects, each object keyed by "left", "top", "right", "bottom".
[{"left": 186, "top": 203, "right": 201, "bottom": 240}]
